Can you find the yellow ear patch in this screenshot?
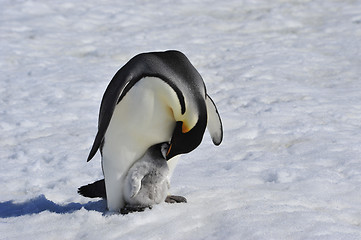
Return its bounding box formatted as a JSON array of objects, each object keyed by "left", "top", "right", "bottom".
[{"left": 182, "top": 122, "right": 191, "bottom": 133}]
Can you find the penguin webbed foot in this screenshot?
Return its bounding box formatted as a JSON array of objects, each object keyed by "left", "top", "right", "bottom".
[
  {"left": 78, "top": 179, "right": 106, "bottom": 199},
  {"left": 165, "top": 195, "right": 187, "bottom": 204},
  {"left": 120, "top": 205, "right": 152, "bottom": 215}
]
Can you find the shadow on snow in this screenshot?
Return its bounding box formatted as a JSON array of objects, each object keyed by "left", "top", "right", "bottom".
[{"left": 0, "top": 195, "right": 106, "bottom": 218}]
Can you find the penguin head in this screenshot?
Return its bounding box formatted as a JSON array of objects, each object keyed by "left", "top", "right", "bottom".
[{"left": 166, "top": 119, "right": 207, "bottom": 160}]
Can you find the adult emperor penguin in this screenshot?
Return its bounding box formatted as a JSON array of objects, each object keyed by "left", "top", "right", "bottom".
[{"left": 83, "top": 50, "right": 223, "bottom": 212}]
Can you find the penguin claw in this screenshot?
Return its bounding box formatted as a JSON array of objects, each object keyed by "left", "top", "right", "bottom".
[
  {"left": 165, "top": 195, "right": 187, "bottom": 204},
  {"left": 120, "top": 205, "right": 152, "bottom": 215}
]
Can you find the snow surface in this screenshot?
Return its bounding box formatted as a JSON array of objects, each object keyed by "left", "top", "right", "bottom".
[{"left": 1, "top": 0, "right": 361, "bottom": 239}]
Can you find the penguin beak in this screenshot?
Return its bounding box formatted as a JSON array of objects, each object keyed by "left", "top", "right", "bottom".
[
  {"left": 166, "top": 121, "right": 183, "bottom": 160},
  {"left": 166, "top": 118, "right": 205, "bottom": 160}
]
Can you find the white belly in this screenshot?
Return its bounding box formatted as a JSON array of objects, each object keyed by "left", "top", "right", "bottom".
[{"left": 102, "top": 77, "right": 181, "bottom": 211}]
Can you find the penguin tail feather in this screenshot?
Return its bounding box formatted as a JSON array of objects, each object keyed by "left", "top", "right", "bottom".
[{"left": 78, "top": 179, "right": 107, "bottom": 199}]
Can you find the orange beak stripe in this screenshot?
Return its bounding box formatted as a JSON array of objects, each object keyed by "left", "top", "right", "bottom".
[{"left": 166, "top": 144, "right": 172, "bottom": 156}]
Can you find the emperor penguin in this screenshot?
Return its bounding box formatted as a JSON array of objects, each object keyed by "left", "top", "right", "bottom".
[
  {"left": 81, "top": 50, "right": 223, "bottom": 212},
  {"left": 123, "top": 142, "right": 170, "bottom": 210}
]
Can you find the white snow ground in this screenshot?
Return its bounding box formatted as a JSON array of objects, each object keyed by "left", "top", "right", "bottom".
[{"left": 1, "top": 0, "right": 361, "bottom": 239}]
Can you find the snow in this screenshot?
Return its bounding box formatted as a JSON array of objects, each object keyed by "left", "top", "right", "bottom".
[{"left": 1, "top": 0, "right": 361, "bottom": 239}]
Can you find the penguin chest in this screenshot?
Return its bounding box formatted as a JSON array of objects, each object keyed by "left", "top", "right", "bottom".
[{"left": 102, "top": 77, "right": 180, "bottom": 172}]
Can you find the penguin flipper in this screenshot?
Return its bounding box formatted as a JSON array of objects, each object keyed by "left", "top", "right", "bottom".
[
  {"left": 205, "top": 94, "right": 223, "bottom": 145},
  {"left": 78, "top": 179, "right": 107, "bottom": 199},
  {"left": 129, "top": 169, "right": 144, "bottom": 198}
]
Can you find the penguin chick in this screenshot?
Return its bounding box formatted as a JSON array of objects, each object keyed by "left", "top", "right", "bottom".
[{"left": 123, "top": 143, "right": 170, "bottom": 208}]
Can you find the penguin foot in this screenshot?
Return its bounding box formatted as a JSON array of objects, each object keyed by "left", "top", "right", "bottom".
[
  {"left": 78, "top": 179, "right": 106, "bottom": 199},
  {"left": 120, "top": 205, "right": 152, "bottom": 215},
  {"left": 165, "top": 195, "right": 187, "bottom": 204}
]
